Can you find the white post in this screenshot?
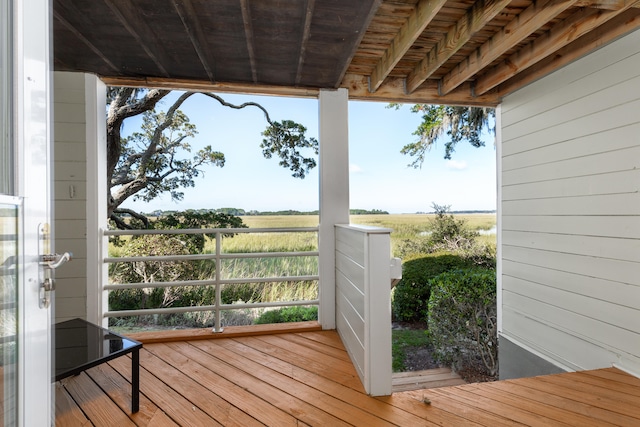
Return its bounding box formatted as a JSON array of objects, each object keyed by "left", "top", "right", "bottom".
[
  {"left": 85, "top": 74, "right": 108, "bottom": 327},
  {"left": 318, "top": 89, "right": 350, "bottom": 330},
  {"left": 365, "top": 232, "right": 393, "bottom": 395}
]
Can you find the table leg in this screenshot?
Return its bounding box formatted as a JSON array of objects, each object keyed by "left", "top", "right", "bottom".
[{"left": 132, "top": 348, "right": 140, "bottom": 413}]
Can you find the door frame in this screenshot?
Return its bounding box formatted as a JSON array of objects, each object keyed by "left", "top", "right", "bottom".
[{"left": 13, "top": 0, "right": 54, "bottom": 425}]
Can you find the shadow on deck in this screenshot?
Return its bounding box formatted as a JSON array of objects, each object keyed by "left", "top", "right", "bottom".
[{"left": 55, "top": 323, "right": 640, "bottom": 426}]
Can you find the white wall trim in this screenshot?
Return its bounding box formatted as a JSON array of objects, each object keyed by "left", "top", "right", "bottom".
[
  {"left": 85, "top": 74, "right": 108, "bottom": 326},
  {"left": 318, "top": 88, "right": 350, "bottom": 330},
  {"left": 495, "top": 104, "right": 503, "bottom": 334}
]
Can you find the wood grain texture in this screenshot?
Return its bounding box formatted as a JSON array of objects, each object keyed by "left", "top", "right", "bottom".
[{"left": 56, "top": 329, "right": 640, "bottom": 426}]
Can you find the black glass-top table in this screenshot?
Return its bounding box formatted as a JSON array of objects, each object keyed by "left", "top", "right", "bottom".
[{"left": 55, "top": 318, "right": 142, "bottom": 413}]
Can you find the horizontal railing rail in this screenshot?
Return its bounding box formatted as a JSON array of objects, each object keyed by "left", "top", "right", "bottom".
[{"left": 102, "top": 226, "right": 320, "bottom": 332}]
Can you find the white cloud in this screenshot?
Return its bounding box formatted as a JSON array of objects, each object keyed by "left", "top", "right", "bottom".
[
  {"left": 350, "top": 163, "right": 363, "bottom": 173},
  {"left": 446, "top": 160, "right": 468, "bottom": 170}
]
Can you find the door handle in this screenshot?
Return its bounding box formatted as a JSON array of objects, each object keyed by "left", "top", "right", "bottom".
[
  {"left": 42, "top": 252, "right": 73, "bottom": 269},
  {"left": 39, "top": 253, "right": 72, "bottom": 309}
]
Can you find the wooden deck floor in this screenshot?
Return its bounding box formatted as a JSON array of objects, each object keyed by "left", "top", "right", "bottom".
[{"left": 55, "top": 327, "right": 640, "bottom": 426}]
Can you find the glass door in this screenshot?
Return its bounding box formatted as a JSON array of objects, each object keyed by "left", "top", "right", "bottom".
[
  {"left": 2, "top": 0, "right": 54, "bottom": 425},
  {"left": 0, "top": 202, "right": 18, "bottom": 426},
  {"left": 0, "top": 1, "right": 18, "bottom": 424}
]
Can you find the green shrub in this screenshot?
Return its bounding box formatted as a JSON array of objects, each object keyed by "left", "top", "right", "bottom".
[
  {"left": 427, "top": 268, "right": 497, "bottom": 377},
  {"left": 392, "top": 253, "right": 477, "bottom": 322},
  {"left": 254, "top": 306, "right": 318, "bottom": 324}
]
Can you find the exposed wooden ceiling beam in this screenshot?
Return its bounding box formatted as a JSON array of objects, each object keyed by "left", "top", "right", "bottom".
[
  {"left": 100, "top": 76, "right": 321, "bottom": 98},
  {"left": 496, "top": 8, "right": 640, "bottom": 98},
  {"left": 173, "top": 0, "right": 216, "bottom": 82},
  {"left": 240, "top": 0, "right": 258, "bottom": 83},
  {"left": 104, "top": 0, "right": 170, "bottom": 78},
  {"left": 343, "top": 74, "right": 499, "bottom": 106},
  {"left": 439, "top": 0, "right": 579, "bottom": 95},
  {"left": 368, "top": 0, "right": 447, "bottom": 92},
  {"left": 100, "top": 73, "right": 500, "bottom": 106},
  {"left": 474, "top": 0, "right": 638, "bottom": 95},
  {"left": 53, "top": 1, "right": 120, "bottom": 74},
  {"left": 295, "top": 0, "right": 315, "bottom": 86},
  {"left": 405, "top": 0, "right": 512, "bottom": 94}
]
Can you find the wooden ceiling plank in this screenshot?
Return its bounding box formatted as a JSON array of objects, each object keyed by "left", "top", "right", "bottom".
[
  {"left": 440, "top": 0, "right": 580, "bottom": 95},
  {"left": 100, "top": 76, "right": 321, "bottom": 98},
  {"left": 496, "top": 8, "right": 640, "bottom": 98},
  {"left": 52, "top": 9, "right": 121, "bottom": 74},
  {"left": 405, "top": 0, "right": 512, "bottom": 94},
  {"left": 295, "top": 0, "right": 315, "bottom": 86},
  {"left": 474, "top": 0, "right": 638, "bottom": 95},
  {"left": 369, "top": 0, "right": 448, "bottom": 92},
  {"left": 343, "top": 73, "right": 499, "bottom": 106},
  {"left": 103, "top": 0, "right": 171, "bottom": 78},
  {"left": 172, "top": 0, "right": 216, "bottom": 82},
  {"left": 240, "top": 0, "right": 258, "bottom": 84},
  {"left": 334, "top": 0, "right": 384, "bottom": 88}
]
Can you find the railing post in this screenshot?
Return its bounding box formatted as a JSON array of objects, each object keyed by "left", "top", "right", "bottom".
[
  {"left": 364, "top": 231, "right": 392, "bottom": 396},
  {"left": 213, "top": 230, "right": 223, "bottom": 332},
  {"left": 85, "top": 74, "right": 108, "bottom": 327}
]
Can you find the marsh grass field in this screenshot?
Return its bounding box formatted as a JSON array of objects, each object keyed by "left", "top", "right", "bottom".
[{"left": 226, "top": 213, "right": 496, "bottom": 254}]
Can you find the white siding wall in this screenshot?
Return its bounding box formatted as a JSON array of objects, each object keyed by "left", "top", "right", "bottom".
[
  {"left": 54, "top": 72, "right": 87, "bottom": 322},
  {"left": 499, "top": 29, "right": 640, "bottom": 375}
]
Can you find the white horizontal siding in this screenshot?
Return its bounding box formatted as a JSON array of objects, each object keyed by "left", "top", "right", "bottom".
[
  {"left": 499, "top": 29, "right": 640, "bottom": 375},
  {"left": 54, "top": 72, "right": 88, "bottom": 323},
  {"left": 335, "top": 227, "right": 366, "bottom": 381}
]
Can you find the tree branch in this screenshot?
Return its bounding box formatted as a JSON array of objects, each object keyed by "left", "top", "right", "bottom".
[{"left": 113, "top": 208, "right": 150, "bottom": 229}]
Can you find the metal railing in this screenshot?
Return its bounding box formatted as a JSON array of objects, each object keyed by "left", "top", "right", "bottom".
[{"left": 102, "top": 227, "right": 319, "bottom": 332}]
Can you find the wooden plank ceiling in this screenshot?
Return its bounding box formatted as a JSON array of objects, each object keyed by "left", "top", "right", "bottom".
[{"left": 53, "top": 0, "right": 640, "bottom": 106}]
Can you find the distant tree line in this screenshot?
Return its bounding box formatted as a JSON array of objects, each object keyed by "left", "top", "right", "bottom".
[{"left": 138, "top": 208, "right": 390, "bottom": 217}]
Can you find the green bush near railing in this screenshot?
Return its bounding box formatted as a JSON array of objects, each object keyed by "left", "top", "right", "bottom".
[
  {"left": 254, "top": 306, "right": 318, "bottom": 324},
  {"left": 392, "top": 252, "right": 477, "bottom": 323}
]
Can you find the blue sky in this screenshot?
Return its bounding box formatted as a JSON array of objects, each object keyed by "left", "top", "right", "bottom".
[{"left": 121, "top": 92, "right": 496, "bottom": 214}]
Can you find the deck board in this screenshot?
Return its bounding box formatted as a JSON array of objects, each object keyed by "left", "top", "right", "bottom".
[
  {"left": 54, "top": 383, "right": 92, "bottom": 427},
  {"left": 392, "top": 368, "right": 467, "bottom": 391},
  {"left": 86, "top": 362, "right": 178, "bottom": 426},
  {"left": 183, "top": 339, "right": 384, "bottom": 426},
  {"left": 157, "top": 342, "right": 301, "bottom": 426},
  {"left": 55, "top": 328, "right": 640, "bottom": 426},
  {"left": 60, "top": 371, "right": 136, "bottom": 426}
]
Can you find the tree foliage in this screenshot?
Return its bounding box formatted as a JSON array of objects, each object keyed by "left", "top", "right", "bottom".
[
  {"left": 391, "top": 104, "right": 495, "bottom": 167},
  {"left": 107, "top": 88, "right": 318, "bottom": 228},
  {"left": 152, "top": 210, "right": 246, "bottom": 253}
]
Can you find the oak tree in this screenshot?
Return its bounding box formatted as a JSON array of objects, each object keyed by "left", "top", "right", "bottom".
[{"left": 107, "top": 87, "right": 318, "bottom": 228}]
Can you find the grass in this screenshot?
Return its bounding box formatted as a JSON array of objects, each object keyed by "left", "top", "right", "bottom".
[
  {"left": 238, "top": 214, "right": 496, "bottom": 258},
  {"left": 392, "top": 328, "right": 431, "bottom": 372}
]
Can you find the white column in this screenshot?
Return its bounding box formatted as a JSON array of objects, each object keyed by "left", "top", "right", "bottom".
[
  {"left": 85, "top": 74, "right": 108, "bottom": 327},
  {"left": 318, "top": 89, "right": 350, "bottom": 330}
]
